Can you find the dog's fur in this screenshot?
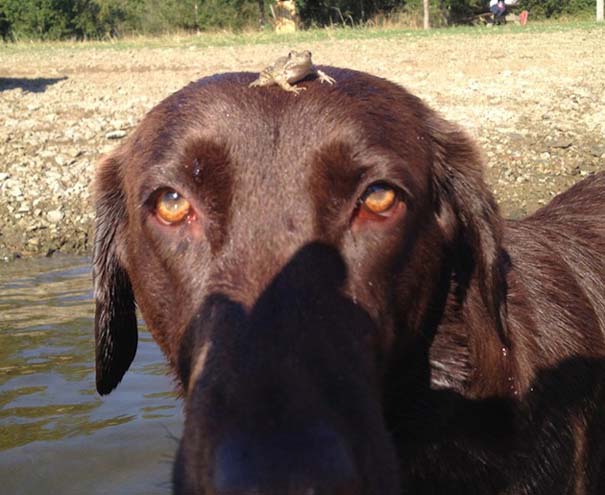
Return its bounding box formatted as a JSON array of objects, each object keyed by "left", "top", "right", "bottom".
[{"left": 94, "top": 68, "right": 605, "bottom": 495}]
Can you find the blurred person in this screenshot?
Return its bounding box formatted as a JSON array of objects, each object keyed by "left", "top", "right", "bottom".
[{"left": 490, "top": 0, "right": 506, "bottom": 24}]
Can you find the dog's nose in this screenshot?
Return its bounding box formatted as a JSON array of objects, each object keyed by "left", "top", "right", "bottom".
[{"left": 213, "top": 425, "right": 360, "bottom": 495}]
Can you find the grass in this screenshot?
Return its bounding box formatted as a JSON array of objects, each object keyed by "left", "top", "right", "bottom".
[{"left": 1, "top": 17, "right": 603, "bottom": 54}]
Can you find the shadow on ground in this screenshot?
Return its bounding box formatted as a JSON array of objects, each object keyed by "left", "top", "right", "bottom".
[{"left": 0, "top": 76, "right": 68, "bottom": 93}]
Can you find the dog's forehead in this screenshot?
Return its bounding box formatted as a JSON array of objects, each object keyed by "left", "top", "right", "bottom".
[
  {"left": 190, "top": 76, "right": 370, "bottom": 164},
  {"left": 126, "top": 70, "right": 431, "bottom": 215}
]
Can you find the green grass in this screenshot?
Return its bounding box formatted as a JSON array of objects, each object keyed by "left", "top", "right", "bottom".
[{"left": 1, "top": 18, "right": 603, "bottom": 53}]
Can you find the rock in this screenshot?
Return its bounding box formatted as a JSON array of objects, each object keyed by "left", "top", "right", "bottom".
[
  {"left": 47, "top": 210, "right": 64, "bottom": 223},
  {"left": 105, "top": 130, "right": 127, "bottom": 140},
  {"left": 508, "top": 133, "right": 525, "bottom": 143},
  {"left": 55, "top": 155, "right": 69, "bottom": 166},
  {"left": 8, "top": 185, "right": 23, "bottom": 198},
  {"left": 590, "top": 146, "right": 605, "bottom": 158},
  {"left": 549, "top": 139, "right": 573, "bottom": 149},
  {"left": 70, "top": 148, "right": 85, "bottom": 158}
]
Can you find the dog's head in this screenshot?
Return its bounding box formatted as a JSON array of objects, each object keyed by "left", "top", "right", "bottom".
[{"left": 93, "top": 69, "right": 506, "bottom": 494}]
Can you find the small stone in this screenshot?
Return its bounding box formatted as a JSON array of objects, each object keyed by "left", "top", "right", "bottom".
[
  {"left": 508, "top": 133, "right": 525, "bottom": 143},
  {"left": 105, "top": 130, "right": 127, "bottom": 140},
  {"left": 47, "top": 210, "right": 64, "bottom": 223},
  {"left": 9, "top": 186, "right": 23, "bottom": 198},
  {"left": 549, "top": 139, "right": 573, "bottom": 149},
  {"left": 590, "top": 146, "right": 605, "bottom": 158}
]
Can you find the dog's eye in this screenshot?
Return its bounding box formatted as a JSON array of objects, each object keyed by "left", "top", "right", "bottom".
[
  {"left": 352, "top": 183, "right": 405, "bottom": 229},
  {"left": 155, "top": 189, "right": 192, "bottom": 224},
  {"left": 360, "top": 184, "right": 397, "bottom": 215}
]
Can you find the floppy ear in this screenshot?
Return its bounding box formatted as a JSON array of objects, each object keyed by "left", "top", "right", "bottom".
[
  {"left": 93, "top": 153, "right": 138, "bottom": 395},
  {"left": 429, "top": 116, "right": 509, "bottom": 344}
]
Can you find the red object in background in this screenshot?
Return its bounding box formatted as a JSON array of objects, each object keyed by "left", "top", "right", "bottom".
[{"left": 519, "top": 10, "right": 528, "bottom": 25}]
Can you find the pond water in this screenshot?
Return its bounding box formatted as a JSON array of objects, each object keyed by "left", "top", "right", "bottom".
[{"left": 0, "top": 255, "right": 183, "bottom": 495}]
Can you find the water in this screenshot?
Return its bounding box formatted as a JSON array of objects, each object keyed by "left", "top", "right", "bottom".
[{"left": 0, "top": 255, "right": 183, "bottom": 495}]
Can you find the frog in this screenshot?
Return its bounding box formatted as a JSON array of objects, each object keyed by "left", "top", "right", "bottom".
[{"left": 249, "top": 50, "right": 335, "bottom": 95}]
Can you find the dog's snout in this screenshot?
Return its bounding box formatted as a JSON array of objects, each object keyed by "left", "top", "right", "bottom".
[{"left": 213, "top": 425, "right": 360, "bottom": 495}]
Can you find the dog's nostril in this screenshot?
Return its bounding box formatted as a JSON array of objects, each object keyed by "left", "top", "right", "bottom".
[{"left": 213, "top": 425, "right": 359, "bottom": 494}]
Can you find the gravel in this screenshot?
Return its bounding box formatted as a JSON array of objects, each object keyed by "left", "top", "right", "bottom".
[{"left": 0, "top": 27, "right": 603, "bottom": 260}]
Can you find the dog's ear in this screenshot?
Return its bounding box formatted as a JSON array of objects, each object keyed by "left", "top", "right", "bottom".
[
  {"left": 93, "top": 152, "right": 137, "bottom": 395},
  {"left": 429, "top": 116, "right": 509, "bottom": 343}
]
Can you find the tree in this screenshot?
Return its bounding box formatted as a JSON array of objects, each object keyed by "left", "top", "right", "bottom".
[
  {"left": 0, "top": 7, "right": 12, "bottom": 40},
  {"left": 516, "top": 0, "right": 594, "bottom": 18}
]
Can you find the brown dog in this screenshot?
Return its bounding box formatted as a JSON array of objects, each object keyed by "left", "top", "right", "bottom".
[{"left": 93, "top": 68, "right": 605, "bottom": 495}]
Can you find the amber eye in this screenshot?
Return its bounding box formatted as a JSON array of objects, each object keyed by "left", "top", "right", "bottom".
[
  {"left": 360, "top": 184, "right": 397, "bottom": 215},
  {"left": 155, "top": 189, "right": 192, "bottom": 224}
]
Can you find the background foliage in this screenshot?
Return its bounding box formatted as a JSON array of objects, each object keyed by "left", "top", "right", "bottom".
[
  {"left": 0, "top": 0, "right": 597, "bottom": 40},
  {"left": 0, "top": 0, "right": 263, "bottom": 39},
  {"left": 516, "top": 0, "right": 594, "bottom": 18}
]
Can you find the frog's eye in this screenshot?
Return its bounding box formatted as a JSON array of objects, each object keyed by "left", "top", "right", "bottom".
[{"left": 154, "top": 189, "right": 192, "bottom": 225}]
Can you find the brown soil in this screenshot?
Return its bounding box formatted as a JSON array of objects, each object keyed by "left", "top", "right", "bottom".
[{"left": 0, "top": 27, "right": 604, "bottom": 259}]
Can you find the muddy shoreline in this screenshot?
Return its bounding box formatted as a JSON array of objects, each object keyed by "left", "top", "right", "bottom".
[{"left": 1, "top": 27, "right": 603, "bottom": 260}]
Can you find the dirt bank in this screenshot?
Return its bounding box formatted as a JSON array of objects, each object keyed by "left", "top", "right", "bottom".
[{"left": 1, "top": 26, "right": 603, "bottom": 259}]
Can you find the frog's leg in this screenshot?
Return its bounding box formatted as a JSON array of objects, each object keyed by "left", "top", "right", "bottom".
[
  {"left": 249, "top": 74, "right": 272, "bottom": 88},
  {"left": 275, "top": 75, "right": 306, "bottom": 94},
  {"left": 316, "top": 69, "right": 335, "bottom": 85}
]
